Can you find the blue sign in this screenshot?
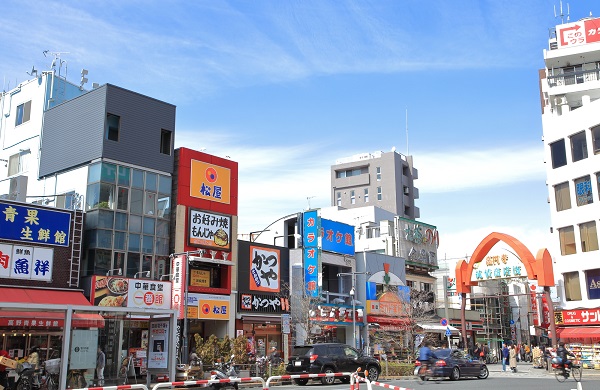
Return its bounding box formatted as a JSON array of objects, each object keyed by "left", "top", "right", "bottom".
[
  {"left": 509, "top": 319, "right": 514, "bottom": 325},
  {"left": 0, "top": 201, "right": 71, "bottom": 247},
  {"left": 321, "top": 218, "right": 355, "bottom": 256},
  {"left": 445, "top": 327, "right": 451, "bottom": 336},
  {"left": 586, "top": 268, "right": 600, "bottom": 300},
  {"left": 303, "top": 210, "right": 320, "bottom": 297},
  {"left": 440, "top": 318, "right": 448, "bottom": 326}
]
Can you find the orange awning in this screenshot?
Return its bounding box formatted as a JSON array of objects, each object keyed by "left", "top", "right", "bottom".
[
  {"left": 557, "top": 327, "right": 600, "bottom": 339},
  {"left": 0, "top": 287, "right": 104, "bottom": 328}
]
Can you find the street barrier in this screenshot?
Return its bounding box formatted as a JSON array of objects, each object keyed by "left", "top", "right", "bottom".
[
  {"left": 350, "top": 372, "right": 414, "bottom": 390},
  {"left": 151, "top": 376, "right": 266, "bottom": 390},
  {"left": 265, "top": 372, "right": 352, "bottom": 387},
  {"left": 72, "top": 385, "right": 149, "bottom": 390}
]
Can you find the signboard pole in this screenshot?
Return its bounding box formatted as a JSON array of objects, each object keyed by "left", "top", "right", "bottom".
[
  {"left": 182, "top": 252, "right": 189, "bottom": 363},
  {"left": 443, "top": 276, "right": 452, "bottom": 347}
]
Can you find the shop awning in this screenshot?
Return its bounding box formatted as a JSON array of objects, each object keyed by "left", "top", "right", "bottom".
[
  {"left": 418, "top": 323, "right": 460, "bottom": 335},
  {"left": 0, "top": 287, "right": 104, "bottom": 328},
  {"left": 367, "top": 315, "right": 411, "bottom": 326},
  {"left": 0, "top": 311, "right": 104, "bottom": 328},
  {"left": 556, "top": 327, "right": 600, "bottom": 339}
]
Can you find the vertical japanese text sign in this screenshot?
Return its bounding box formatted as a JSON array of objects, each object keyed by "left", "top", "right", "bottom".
[{"left": 303, "top": 210, "right": 320, "bottom": 297}]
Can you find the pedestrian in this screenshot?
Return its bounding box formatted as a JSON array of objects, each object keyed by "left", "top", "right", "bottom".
[
  {"left": 509, "top": 344, "right": 518, "bottom": 373},
  {"left": 502, "top": 343, "right": 509, "bottom": 372},
  {"left": 0, "top": 348, "right": 10, "bottom": 390},
  {"left": 268, "top": 346, "right": 281, "bottom": 366},
  {"left": 96, "top": 346, "right": 105, "bottom": 386},
  {"left": 28, "top": 346, "right": 40, "bottom": 385},
  {"left": 473, "top": 343, "right": 481, "bottom": 361}
]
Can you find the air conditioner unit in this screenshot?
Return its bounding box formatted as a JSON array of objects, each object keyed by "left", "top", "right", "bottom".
[{"left": 554, "top": 96, "right": 567, "bottom": 105}]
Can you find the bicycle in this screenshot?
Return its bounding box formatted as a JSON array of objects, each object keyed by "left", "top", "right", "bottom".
[
  {"left": 485, "top": 353, "right": 498, "bottom": 364},
  {"left": 552, "top": 361, "right": 582, "bottom": 383},
  {"left": 39, "top": 372, "right": 59, "bottom": 390},
  {"left": 66, "top": 369, "right": 87, "bottom": 389},
  {"left": 415, "top": 360, "right": 440, "bottom": 384}
]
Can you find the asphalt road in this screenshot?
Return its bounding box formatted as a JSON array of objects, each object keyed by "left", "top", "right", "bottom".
[{"left": 266, "top": 363, "right": 600, "bottom": 390}]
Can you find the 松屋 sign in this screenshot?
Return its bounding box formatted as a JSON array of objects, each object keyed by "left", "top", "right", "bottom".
[{"left": 0, "top": 243, "right": 54, "bottom": 281}]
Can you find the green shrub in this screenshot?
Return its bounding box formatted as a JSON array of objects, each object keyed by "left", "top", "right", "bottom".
[{"left": 378, "top": 361, "right": 415, "bottom": 377}]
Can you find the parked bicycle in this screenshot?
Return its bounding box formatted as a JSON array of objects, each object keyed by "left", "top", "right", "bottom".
[{"left": 485, "top": 353, "right": 498, "bottom": 364}]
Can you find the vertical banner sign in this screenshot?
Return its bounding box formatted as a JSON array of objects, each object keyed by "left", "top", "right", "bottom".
[
  {"left": 541, "top": 294, "right": 550, "bottom": 329},
  {"left": 171, "top": 255, "right": 185, "bottom": 319},
  {"left": 148, "top": 320, "right": 169, "bottom": 369},
  {"left": 303, "top": 210, "right": 320, "bottom": 297},
  {"left": 69, "top": 329, "right": 99, "bottom": 369},
  {"left": 529, "top": 284, "right": 540, "bottom": 327}
]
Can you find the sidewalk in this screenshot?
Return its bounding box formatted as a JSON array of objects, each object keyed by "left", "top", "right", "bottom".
[{"left": 487, "top": 361, "right": 600, "bottom": 378}]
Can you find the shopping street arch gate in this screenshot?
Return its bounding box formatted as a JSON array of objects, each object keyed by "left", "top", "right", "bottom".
[{"left": 455, "top": 232, "right": 556, "bottom": 348}]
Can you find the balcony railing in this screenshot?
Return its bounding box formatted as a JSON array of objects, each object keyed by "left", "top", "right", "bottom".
[{"left": 547, "top": 68, "right": 600, "bottom": 88}]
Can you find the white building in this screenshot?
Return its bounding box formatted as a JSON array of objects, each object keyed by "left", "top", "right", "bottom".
[{"left": 540, "top": 15, "right": 600, "bottom": 311}]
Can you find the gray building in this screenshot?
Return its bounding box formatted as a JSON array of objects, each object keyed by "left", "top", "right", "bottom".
[
  {"left": 330, "top": 150, "right": 419, "bottom": 219},
  {"left": 38, "top": 83, "right": 176, "bottom": 278}
]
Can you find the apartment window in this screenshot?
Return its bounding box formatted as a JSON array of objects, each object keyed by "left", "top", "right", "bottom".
[
  {"left": 117, "top": 187, "right": 129, "bottom": 210},
  {"left": 574, "top": 175, "right": 593, "bottom": 206},
  {"left": 15, "top": 101, "right": 31, "bottom": 126},
  {"left": 579, "top": 221, "right": 599, "bottom": 252},
  {"left": 563, "top": 65, "right": 583, "bottom": 85},
  {"left": 550, "top": 139, "right": 567, "bottom": 168},
  {"left": 563, "top": 271, "right": 582, "bottom": 301},
  {"left": 422, "top": 282, "right": 432, "bottom": 292},
  {"left": 364, "top": 188, "right": 369, "bottom": 203},
  {"left": 336, "top": 192, "right": 341, "bottom": 206},
  {"left": 558, "top": 226, "right": 576, "bottom": 255},
  {"left": 55, "top": 191, "right": 76, "bottom": 209},
  {"left": 350, "top": 190, "right": 355, "bottom": 205},
  {"left": 160, "top": 129, "right": 172, "bottom": 155},
  {"left": 377, "top": 186, "right": 382, "bottom": 201},
  {"left": 106, "top": 113, "right": 120, "bottom": 141},
  {"left": 336, "top": 168, "right": 366, "bottom": 178},
  {"left": 7, "top": 150, "right": 30, "bottom": 176},
  {"left": 571, "top": 131, "right": 588, "bottom": 162},
  {"left": 592, "top": 125, "right": 600, "bottom": 155},
  {"left": 406, "top": 280, "right": 414, "bottom": 288},
  {"left": 376, "top": 167, "right": 381, "bottom": 181},
  {"left": 554, "top": 181, "right": 571, "bottom": 211}
]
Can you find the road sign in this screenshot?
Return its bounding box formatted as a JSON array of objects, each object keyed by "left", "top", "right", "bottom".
[
  {"left": 445, "top": 327, "right": 452, "bottom": 336},
  {"left": 510, "top": 319, "right": 514, "bottom": 325},
  {"left": 440, "top": 318, "right": 448, "bottom": 326}
]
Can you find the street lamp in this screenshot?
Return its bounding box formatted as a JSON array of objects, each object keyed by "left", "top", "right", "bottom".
[
  {"left": 337, "top": 272, "right": 370, "bottom": 349},
  {"left": 106, "top": 268, "right": 122, "bottom": 276}
]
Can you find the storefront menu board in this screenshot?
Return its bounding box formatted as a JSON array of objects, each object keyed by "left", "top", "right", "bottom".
[{"left": 90, "top": 275, "right": 171, "bottom": 309}]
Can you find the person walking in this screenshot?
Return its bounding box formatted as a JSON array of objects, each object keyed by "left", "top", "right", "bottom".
[
  {"left": 502, "top": 343, "right": 509, "bottom": 372},
  {"left": 96, "top": 347, "right": 105, "bottom": 386},
  {"left": 0, "top": 349, "right": 10, "bottom": 390},
  {"left": 509, "top": 344, "right": 518, "bottom": 373}
]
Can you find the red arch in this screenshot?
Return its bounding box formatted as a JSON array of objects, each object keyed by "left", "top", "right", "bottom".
[{"left": 455, "top": 232, "right": 555, "bottom": 294}]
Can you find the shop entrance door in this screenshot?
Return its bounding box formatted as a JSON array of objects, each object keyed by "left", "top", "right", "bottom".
[{"left": 256, "top": 336, "right": 267, "bottom": 358}]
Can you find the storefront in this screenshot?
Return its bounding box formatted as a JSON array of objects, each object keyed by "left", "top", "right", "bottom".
[
  {"left": 236, "top": 240, "right": 290, "bottom": 358},
  {"left": 555, "top": 309, "right": 600, "bottom": 369}
]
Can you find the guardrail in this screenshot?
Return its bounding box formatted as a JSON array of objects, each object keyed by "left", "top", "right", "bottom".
[
  {"left": 151, "top": 377, "right": 266, "bottom": 390},
  {"left": 265, "top": 372, "right": 352, "bottom": 387},
  {"left": 72, "top": 384, "right": 149, "bottom": 390},
  {"left": 351, "top": 372, "right": 414, "bottom": 390}
]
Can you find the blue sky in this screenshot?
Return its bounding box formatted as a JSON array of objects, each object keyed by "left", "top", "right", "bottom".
[{"left": 3, "top": 0, "right": 600, "bottom": 260}]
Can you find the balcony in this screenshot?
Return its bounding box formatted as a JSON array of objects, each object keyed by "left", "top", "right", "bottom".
[{"left": 547, "top": 68, "right": 600, "bottom": 88}]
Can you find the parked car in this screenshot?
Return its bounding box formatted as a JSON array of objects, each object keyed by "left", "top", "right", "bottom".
[
  {"left": 286, "top": 343, "right": 381, "bottom": 385},
  {"left": 414, "top": 348, "right": 489, "bottom": 380}
]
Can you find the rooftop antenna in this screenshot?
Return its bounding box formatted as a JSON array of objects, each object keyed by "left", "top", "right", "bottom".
[
  {"left": 554, "top": 1, "right": 570, "bottom": 24},
  {"left": 405, "top": 108, "right": 409, "bottom": 156},
  {"left": 26, "top": 66, "right": 38, "bottom": 78},
  {"left": 45, "top": 51, "right": 70, "bottom": 75},
  {"left": 307, "top": 196, "right": 316, "bottom": 210}
]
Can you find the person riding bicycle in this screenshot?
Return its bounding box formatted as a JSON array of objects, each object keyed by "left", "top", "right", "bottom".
[
  {"left": 556, "top": 342, "right": 575, "bottom": 372},
  {"left": 418, "top": 341, "right": 438, "bottom": 375}
]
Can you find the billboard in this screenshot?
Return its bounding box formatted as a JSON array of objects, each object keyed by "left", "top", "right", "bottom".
[
  {"left": 0, "top": 244, "right": 54, "bottom": 281},
  {"left": 188, "top": 209, "right": 231, "bottom": 250},
  {"left": 90, "top": 276, "right": 171, "bottom": 309},
  {"left": 303, "top": 210, "right": 320, "bottom": 297},
  {"left": 249, "top": 246, "right": 280, "bottom": 292},
  {"left": 320, "top": 218, "right": 354, "bottom": 256},
  {"left": 0, "top": 201, "right": 72, "bottom": 247},
  {"left": 187, "top": 293, "right": 230, "bottom": 320},
  {"left": 556, "top": 17, "right": 600, "bottom": 48}
]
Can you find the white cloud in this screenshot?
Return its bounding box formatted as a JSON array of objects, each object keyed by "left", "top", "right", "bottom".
[
  {"left": 416, "top": 145, "right": 545, "bottom": 193},
  {"left": 437, "top": 224, "right": 553, "bottom": 265}
]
